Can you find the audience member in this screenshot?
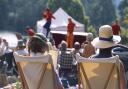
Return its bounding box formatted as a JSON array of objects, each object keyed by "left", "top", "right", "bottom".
[
  {"left": 71, "top": 42, "right": 81, "bottom": 55},
  {"left": 15, "top": 32, "right": 23, "bottom": 41},
  {"left": 58, "top": 41, "right": 76, "bottom": 88},
  {"left": 49, "top": 38, "right": 57, "bottom": 50},
  {"left": 3, "top": 39, "right": 14, "bottom": 71},
  {"left": 26, "top": 27, "right": 35, "bottom": 37},
  {"left": 90, "top": 25, "right": 126, "bottom": 89},
  {"left": 13, "top": 33, "right": 64, "bottom": 89},
  {"left": 82, "top": 33, "right": 95, "bottom": 58},
  {"left": 35, "top": 33, "right": 49, "bottom": 52},
  {"left": 15, "top": 40, "right": 28, "bottom": 56},
  {"left": 58, "top": 41, "right": 74, "bottom": 74},
  {"left": 91, "top": 25, "right": 120, "bottom": 58}
]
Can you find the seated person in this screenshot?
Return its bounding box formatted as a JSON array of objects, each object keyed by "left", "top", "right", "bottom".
[
  {"left": 82, "top": 33, "right": 95, "bottom": 58},
  {"left": 71, "top": 42, "right": 81, "bottom": 55},
  {"left": 15, "top": 40, "right": 29, "bottom": 56},
  {"left": 14, "top": 35, "right": 63, "bottom": 89},
  {"left": 58, "top": 41, "right": 77, "bottom": 88},
  {"left": 91, "top": 25, "right": 126, "bottom": 89},
  {"left": 58, "top": 41, "right": 74, "bottom": 75}
]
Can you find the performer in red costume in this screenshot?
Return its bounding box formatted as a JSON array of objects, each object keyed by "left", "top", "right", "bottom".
[
  {"left": 112, "top": 20, "right": 121, "bottom": 35},
  {"left": 66, "top": 18, "right": 76, "bottom": 48},
  {"left": 43, "top": 8, "right": 55, "bottom": 38}
]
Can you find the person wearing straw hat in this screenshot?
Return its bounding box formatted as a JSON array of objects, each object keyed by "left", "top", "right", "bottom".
[
  {"left": 91, "top": 25, "right": 126, "bottom": 89},
  {"left": 91, "top": 25, "right": 121, "bottom": 58}
]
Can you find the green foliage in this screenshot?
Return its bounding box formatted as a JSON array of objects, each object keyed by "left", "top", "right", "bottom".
[
  {"left": 83, "top": 0, "right": 116, "bottom": 30},
  {"left": 87, "top": 25, "right": 97, "bottom": 38},
  {"left": 48, "top": 0, "right": 85, "bottom": 24},
  {"left": 15, "top": 81, "right": 22, "bottom": 89},
  {"left": 120, "top": 27, "right": 128, "bottom": 45},
  {"left": 118, "top": 0, "right": 128, "bottom": 21},
  {"left": 122, "top": 7, "right": 128, "bottom": 28},
  {"left": 0, "top": 0, "right": 48, "bottom": 33}
]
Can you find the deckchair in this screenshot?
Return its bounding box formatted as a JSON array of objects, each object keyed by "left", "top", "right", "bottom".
[
  {"left": 49, "top": 50, "right": 59, "bottom": 69},
  {"left": 13, "top": 51, "right": 63, "bottom": 89},
  {"left": 76, "top": 54, "right": 126, "bottom": 89}
]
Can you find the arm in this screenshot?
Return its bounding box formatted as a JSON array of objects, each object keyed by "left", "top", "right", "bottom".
[{"left": 52, "top": 14, "right": 55, "bottom": 19}]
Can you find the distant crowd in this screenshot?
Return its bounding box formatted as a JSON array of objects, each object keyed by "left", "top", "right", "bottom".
[{"left": 0, "top": 22, "right": 127, "bottom": 88}]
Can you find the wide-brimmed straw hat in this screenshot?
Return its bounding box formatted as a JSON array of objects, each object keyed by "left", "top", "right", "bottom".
[{"left": 92, "top": 25, "right": 121, "bottom": 48}]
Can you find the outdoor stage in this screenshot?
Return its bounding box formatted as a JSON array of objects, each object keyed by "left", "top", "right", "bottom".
[{"left": 51, "top": 31, "right": 89, "bottom": 47}]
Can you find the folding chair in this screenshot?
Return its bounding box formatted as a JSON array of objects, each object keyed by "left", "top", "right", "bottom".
[
  {"left": 13, "top": 52, "right": 63, "bottom": 89},
  {"left": 49, "top": 50, "right": 59, "bottom": 69},
  {"left": 76, "top": 54, "right": 126, "bottom": 89}
]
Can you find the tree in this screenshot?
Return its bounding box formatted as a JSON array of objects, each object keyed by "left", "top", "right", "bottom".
[
  {"left": 83, "top": 0, "right": 116, "bottom": 30},
  {"left": 118, "top": 0, "right": 128, "bottom": 27},
  {"left": 48, "top": 0, "right": 85, "bottom": 24}
]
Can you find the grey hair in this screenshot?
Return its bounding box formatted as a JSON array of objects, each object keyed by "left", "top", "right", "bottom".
[
  {"left": 86, "top": 33, "right": 93, "bottom": 41},
  {"left": 60, "top": 40, "right": 67, "bottom": 51}
]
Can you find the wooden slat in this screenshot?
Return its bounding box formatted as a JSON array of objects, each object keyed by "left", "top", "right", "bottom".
[
  {"left": 17, "top": 62, "right": 29, "bottom": 89},
  {"left": 37, "top": 63, "right": 48, "bottom": 89},
  {"left": 103, "top": 64, "right": 115, "bottom": 89},
  {"left": 80, "top": 63, "right": 92, "bottom": 89}
]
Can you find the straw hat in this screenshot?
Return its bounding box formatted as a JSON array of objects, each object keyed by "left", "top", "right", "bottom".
[{"left": 92, "top": 25, "right": 121, "bottom": 48}]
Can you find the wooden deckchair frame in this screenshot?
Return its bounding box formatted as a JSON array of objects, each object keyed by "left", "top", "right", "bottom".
[
  {"left": 78, "top": 62, "right": 119, "bottom": 89},
  {"left": 17, "top": 62, "right": 29, "bottom": 89},
  {"left": 16, "top": 62, "right": 59, "bottom": 89}
]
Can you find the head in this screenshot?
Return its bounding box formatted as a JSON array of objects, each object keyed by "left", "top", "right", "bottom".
[
  {"left": 74, "top": 42, "right": 80, "bottom": 50},
  {"left": 92, "top": 25, "right": 121, "bottom": 49},
  {"left": 17, "top": 40, "right": 26, "bottom": 49},
  {"left": 49, "top": 38, "right": 56, "bottom": 46},
  {"left": 45, "top": 8, "right": 51, "bottom": 13},
  {"left": 35, "top": 33, "right": 47, "bottom": 42},
  {"left": 26, "top": 27, "right": 35, "bottom": 37},
  {"left": 28, "top": 36, "right": 47, "bottom": 54},
  {"left": 15, "top": 32, "right": 23, "bottom": 40},
  {"left": 3, "top": 39, "right": 7, "bottom": 43},
  {"left": 68, "top": 18, "right": 72, "bottom": 22},
  {"left": 115, "top": 20, "right": 119, "bottom": 24},
  {"left": 60, "top": 41, "right": 67, "bottom": 51},
  {"left": 86, "top": 33, "right": 93, "bottom": 42}
]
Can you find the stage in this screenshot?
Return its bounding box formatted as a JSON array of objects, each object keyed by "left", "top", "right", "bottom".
[{"left": 51, "top": 31, "right": 89, "bottom": 47}]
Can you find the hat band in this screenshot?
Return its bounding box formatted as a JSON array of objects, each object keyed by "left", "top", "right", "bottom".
[{"left": 99, "top": 36, "right": 113, "bottom": 41}]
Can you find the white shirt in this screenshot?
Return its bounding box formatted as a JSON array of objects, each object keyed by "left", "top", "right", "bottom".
[
  {"left": 15, "top": 49, "right": 29, "bottom": 56},
  {"left": 0, "top": 42, "right": 6, "bottom": 56}
]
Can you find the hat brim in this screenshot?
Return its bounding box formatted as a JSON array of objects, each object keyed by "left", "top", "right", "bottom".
[{"left": 92, "top": 35, "right": 121, "bottom": 48}]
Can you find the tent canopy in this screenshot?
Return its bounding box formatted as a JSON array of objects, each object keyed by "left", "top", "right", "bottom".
[{"left": 37, "top": 8, "right": 85, "bottom": 33}]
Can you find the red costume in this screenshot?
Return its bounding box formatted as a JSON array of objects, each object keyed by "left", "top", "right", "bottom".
[
  {"left": 43, "top": 10, "right": 55, "bottom": 21},
  {"left": 112, "top": 21, "right": 121, "bottom": 35},
  {"left": 67, "top": 18, "right": 75, "bottom": 48},
  {"left": 43, "top": 9, "right": 55, "bottom": 37}
]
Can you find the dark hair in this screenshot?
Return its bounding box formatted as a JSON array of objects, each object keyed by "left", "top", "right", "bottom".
[{"left": 28, "top": 37, "right": 46, "bottom": 54}]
